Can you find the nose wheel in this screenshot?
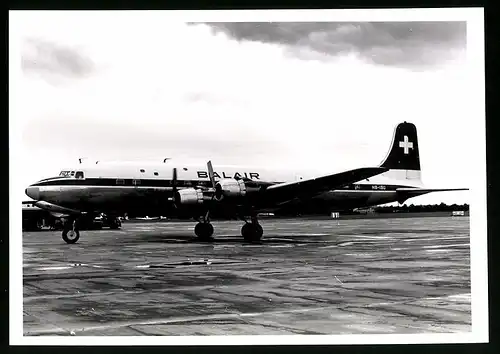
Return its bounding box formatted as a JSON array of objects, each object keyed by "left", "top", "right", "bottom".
[{"left": 62, "top": 219, "right": 80, "bottom": 244}]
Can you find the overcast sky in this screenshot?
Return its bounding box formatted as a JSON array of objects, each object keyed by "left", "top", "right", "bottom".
[{"left": 10, "top": 12, "right": 478, "bottom": 205}]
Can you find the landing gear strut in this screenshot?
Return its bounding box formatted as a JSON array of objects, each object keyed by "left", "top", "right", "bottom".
[
  {"left": 240, "top": 214, "right": 263, "bottom": 243},
  {"left": 62, "top": 218, "right": 80, "bottom": 244},
  {"left": 194, "top": 211, "right": 214, "bottom": 241}
]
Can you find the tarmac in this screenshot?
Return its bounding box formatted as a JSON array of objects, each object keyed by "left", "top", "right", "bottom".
[{"left": 22, "top": 216, "right": 471, "bottom": 336}]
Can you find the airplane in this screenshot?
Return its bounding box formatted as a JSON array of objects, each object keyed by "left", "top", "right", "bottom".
[{"left": 25, "top": 122, "right": 467, "bottom": 244}]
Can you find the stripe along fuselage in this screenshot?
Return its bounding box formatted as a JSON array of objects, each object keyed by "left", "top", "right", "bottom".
[{"left": 28, "top": 159, "right": 418, "bottom": 216}]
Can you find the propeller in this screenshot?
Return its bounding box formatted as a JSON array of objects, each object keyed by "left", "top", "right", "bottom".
[
  {"left": 205, "top": 161, "right": 219, "bottom": 221},
  {"left": 208, "top": 160, "right": 226, "bottom": 201},
  {"left": 170, "top": 167, "right": 178, "bottom": 207},
  {"left": 207, "top": 160, "right": 216, "bottom": 189}
]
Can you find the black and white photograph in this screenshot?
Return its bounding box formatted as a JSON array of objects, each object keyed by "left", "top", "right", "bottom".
[{"left": 9, "top": 8, "right": 487, "bottom": 346}]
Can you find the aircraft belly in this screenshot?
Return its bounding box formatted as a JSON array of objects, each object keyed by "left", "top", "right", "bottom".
[
  {"left": 366, "top": 191, "right": 398, "bottom": 206},
  {"left": 85, "top": 187, "right": 171, "bottom": 206},
  {"left": 42, "top": 186, "right": 172, "bottom": 212},
  {"left": 315, "top": 190, "right": 398, "bottom": 210}
]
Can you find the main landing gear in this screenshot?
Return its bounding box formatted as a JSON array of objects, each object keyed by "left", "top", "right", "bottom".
[
  {"left": 193, "top": 212, "right": 263, "bottom": 243},
  {"left": 194, "top": 211, "right": 214, "bottom": 241},
  {"left": 240, "top": 215, "right": 263, "bottom": 243}
]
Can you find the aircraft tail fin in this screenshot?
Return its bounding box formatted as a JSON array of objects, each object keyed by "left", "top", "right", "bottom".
[
  {"left": 379, "top": 122, "right": 420, "bottom": 171},
  {"left": 376, "top": 121, "right": 422, "bottom": 184}
]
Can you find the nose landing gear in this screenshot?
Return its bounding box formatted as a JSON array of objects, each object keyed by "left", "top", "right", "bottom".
[{"left": 62, "top": 218, "right": 80, "bottom": 244}]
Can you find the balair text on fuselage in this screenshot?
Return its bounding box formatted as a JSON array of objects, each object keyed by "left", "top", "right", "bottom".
[{"left": 197, "top": 171, "right": 260, "bottom": 180}]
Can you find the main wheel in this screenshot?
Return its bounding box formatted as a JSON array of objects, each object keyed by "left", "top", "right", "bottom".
[
  {"left": 194, "top": 222, "right": 214, "bottom": 241},
  {"left": 241, "top": 223, "right": 263, "bottom": 242},
  {"left": 62, "top": 229, "right": 80, "bottom": 244}
]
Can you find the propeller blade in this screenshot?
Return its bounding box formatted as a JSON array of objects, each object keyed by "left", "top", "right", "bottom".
[
  {"left": 171, "top": 167, "right": 178, "bottom": 206},
  {"left": 207, "top": 160, "right": 216, "bottom": 189}
]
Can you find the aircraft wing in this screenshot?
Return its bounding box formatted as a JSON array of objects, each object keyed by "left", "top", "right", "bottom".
[
  {"left": 262, "top": 167, "right": 389, "bottom": 205},
  {"left": 49, "top": 212, "right": 67, "bottom": 219},
  {"left": 34, "top": 201, "right": 81, "bottom": 215}
]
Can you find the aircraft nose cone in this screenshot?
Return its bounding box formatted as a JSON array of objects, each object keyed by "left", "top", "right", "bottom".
[{"left": 25, "top": 187, "right": 40, "bottom": 200}]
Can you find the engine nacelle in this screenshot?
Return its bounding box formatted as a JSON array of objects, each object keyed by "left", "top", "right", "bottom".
[
  {"left": 175, "top": 188, "right": 204, "bottom": 205},
  {"left": 215, "top": 179, "right": 250, "bottom": 201}
]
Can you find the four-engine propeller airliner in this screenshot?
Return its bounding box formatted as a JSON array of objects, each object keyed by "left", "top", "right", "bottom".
[{"left": 25, "top": 122, "right": 468, "bottom": 244}]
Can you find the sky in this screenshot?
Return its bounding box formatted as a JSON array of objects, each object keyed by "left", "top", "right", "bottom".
[{"left": 10, "top": 12, "right": 479, "bottom": 206}]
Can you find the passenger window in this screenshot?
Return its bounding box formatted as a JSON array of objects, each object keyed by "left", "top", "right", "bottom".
[
  {"left": 75, "top": 171, "right": 84, "bottom": 179},
  {"left": 140, "top": 169, "right": 145, "bottom": 173},
  {"left": 116, "top": 179, "right": 125, "bottom": 185},
  {"left": 154, "top": 172, "right": 159, "bottom": 176}
]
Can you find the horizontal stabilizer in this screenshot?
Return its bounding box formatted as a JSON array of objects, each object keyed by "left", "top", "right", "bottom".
[
  {"left": 396, "top": 187, "right": 469, "bottom": 193},
  {"left": 395, "top": 187, "right": 469, "bottom": 203},
  {"left": 265, "top": 167, "right": 388, "bottom": 203}
]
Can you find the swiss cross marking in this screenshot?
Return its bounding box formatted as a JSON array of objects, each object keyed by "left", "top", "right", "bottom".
[{"left": 399, "top": 135, "right": 413, "bottom": 154}]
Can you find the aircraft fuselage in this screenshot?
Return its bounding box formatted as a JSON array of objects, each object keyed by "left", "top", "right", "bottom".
[{"left": 26, "top": 161, "right": 419, "bottom": 216}]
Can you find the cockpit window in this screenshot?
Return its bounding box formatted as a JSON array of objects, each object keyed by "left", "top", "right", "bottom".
[{"left": 59, "top": 170, "right": 84, "bottom": 178}]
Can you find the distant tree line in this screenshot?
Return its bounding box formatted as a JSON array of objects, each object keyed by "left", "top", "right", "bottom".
[
  {"left": 273, "top": 202, "right": 470, "bottom": 217},
  {"left": 373, "top": 203, "right": 469, "bottom": 213}
]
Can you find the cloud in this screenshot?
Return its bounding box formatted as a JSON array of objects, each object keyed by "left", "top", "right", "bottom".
[
  {"left": 21, "top": 37, "right": 95, "bottom": 83},
  {"left": 21, "top": 115, "right": 290, "bottom": 167},
  {"left": 199, "top": 22, "right": 466, "bottom": 68}
]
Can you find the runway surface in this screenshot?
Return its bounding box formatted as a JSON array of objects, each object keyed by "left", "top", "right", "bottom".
[{"left": 22, "top": 217, "right": 471, "bottom": 336}]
